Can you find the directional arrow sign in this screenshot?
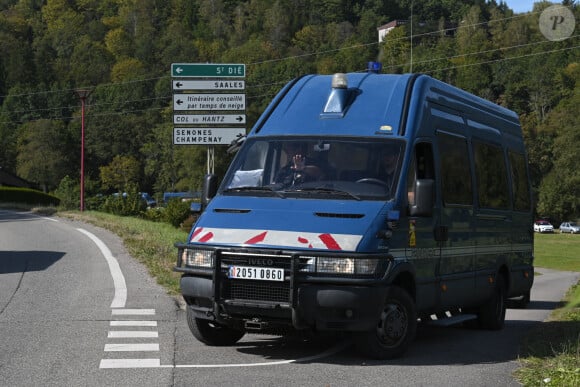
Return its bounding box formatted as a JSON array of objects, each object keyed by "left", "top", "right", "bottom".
[
  {"left": 173, "top": 80, "right": 245, "bottom": 90},
  {"left": 173, "top": 114, "right": 246, "bottom": 125},
  {"left": 171, "top": 63, "right": 245, "bottom": 78},
  {"left": 173, "top": 94, "right": 245, "bottom": 111},
  {"left": 173, "top": 128, "right": 246, "bottom": 145}
]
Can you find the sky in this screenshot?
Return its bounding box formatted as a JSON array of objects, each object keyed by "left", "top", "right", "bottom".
[{"left": 503, "top": 1, "right": 536, "bottom": 13}]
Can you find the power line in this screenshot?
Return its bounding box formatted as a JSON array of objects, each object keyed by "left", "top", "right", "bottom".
[
  {"left": 0, "top": 7, "right": 576, "bottom": 124},
  {"left": 0, "top": 6, "right": 554, "bottom": 101}
]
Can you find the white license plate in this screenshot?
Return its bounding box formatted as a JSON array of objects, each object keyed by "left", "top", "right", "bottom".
[{"left": 228, "top": 266, "right": 284, "bottom": 281}]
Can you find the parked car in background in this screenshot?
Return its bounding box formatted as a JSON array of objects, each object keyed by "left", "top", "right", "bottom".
[
  {"left": 140, "top": 192, "right": 157, "bottom": 208},
  {"left": 534, "top": 220, "right": 554, "bottom": 233},
  {"left": 559, "top": 221, "right": 580, "bottom": 234}
]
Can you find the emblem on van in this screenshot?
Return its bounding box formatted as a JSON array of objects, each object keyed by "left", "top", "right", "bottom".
[{"left": 248, "top": 258, "right": 274, "bottom": 266}]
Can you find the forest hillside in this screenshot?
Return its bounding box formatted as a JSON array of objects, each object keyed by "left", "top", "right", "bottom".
[{"left": 0, "top": 0, "right": 578, "bottom": 221}]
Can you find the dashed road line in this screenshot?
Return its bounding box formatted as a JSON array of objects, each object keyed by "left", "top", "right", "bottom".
[
  {"left": 104, "top": 343, "right": 160, "bottom": 352},
  {"left": 110, "top": 321, "right": 157, "bottom": 327},
  {"left": 101, "top": 308, "right": 161, "bottom": 368},
  {"left": 100, "top": 359, "right": 161, "bottom": 369},
  {"left": 111, "top": 308, "right": 155, "bottom": 315},
  {"left": 108, "top": 331, "right": 159, "bottom": 338}
]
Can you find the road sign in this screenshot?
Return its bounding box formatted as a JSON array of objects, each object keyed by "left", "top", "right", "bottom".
[
  {"left": 173, "top": 114, "right": 246, "bottom": 125},
  {"left": 173, "top": 128, "right": 246, "bottom": 145},
  {"left": 173, "top": 94, "right": 246, "bottom": 111},
  {"left": 171, "top": 63, "right": 245, "bottom": 78},
  {"left": 173, "top": 80, "right": 245, "bottom": 91}
]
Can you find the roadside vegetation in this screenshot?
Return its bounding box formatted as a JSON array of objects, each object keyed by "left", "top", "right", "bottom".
[{"left": 515, "top": 233, "right": 580, "bottom": 386}]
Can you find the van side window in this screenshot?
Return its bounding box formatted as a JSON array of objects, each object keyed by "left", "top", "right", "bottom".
[
  {"left": 509, "top": 151, "right": 531, "bottom": 211},
  {"left": 438, "top": 133, "right": 472, "bottom": 206},
  {"left": 473, "top": 141, "right": 510, "bottom": 209}
]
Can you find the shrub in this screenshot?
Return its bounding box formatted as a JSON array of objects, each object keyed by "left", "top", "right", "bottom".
[
  {"left": 101, "top": 184, "right": 145, "bottom": 216},
  {"left": 0, "top": 187, "right": 60, "bottom": 206},
  {"left": 162, "top": 199, "right": 191, "bottom": 228},
  {"left": 54, "top": 175, "right": 79, "bottom": 210}
]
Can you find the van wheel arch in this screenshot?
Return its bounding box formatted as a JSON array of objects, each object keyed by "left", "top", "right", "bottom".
[{"left": 388, "top": 264, "right": 417, "bottom": 302}]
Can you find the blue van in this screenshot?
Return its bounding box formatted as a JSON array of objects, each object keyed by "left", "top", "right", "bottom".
[{"left": 174, "top": 70, "right": 534, "bottom": 359}]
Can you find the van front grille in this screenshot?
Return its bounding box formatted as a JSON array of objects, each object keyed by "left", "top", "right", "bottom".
[{"left": 223, "top": 280, "right": 290, "bottom": 304}]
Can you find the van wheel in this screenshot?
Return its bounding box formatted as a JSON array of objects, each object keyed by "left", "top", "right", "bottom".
[
  {"left": 187, "top": 306, "right": 245, "bottom": 346},
  {"left": 478, "top": 275, "right": 506, "bottom": 330},
  {"left": 355, "top": 286, "right": 417, "bottom": 359}
]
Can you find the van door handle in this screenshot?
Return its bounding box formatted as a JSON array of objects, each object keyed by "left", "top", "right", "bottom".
[{"left": 434, "top": 225, "right": 448, "bottom": 242}]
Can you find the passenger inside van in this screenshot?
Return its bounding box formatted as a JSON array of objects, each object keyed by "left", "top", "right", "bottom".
[{"left": 274, "top": 142, "right": 323, "bottom": 185}]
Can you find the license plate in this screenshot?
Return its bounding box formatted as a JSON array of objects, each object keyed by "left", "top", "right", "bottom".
[{"left": 228, "top": 266, "right": 284, "bottom": 281}]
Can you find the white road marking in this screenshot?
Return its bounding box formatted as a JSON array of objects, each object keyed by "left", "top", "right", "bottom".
[
  {"left": 104, "top": 343, "right": 159, "bottom": 352},
  {"left": 111, "top": 308, "right": 155, "bottom": 315},
  {"left": 72, "top": 221, "right": 346, "bottom": 370},
  {"left": 100, "top": 359, "right": 161, "bottom": 368},
  {"left": 76, "top": 228, "right": 127, "bottom": 308},
  {"left": 173, "top": 340, "right": 350, "bottom": 368},
  {"left": 110, "top": 321, "right": 157, "bottom": 327},
  {"left": 108, "top": 331, "right": 158, "bottom": 338}
]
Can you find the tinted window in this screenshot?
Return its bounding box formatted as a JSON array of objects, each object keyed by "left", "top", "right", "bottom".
[
  {"left": 509, "top": 151, "right": 531, "bottom": 211},
  {"left": 473, "top": 141, "right": 510, "bottom": 209},
  {"left": 438, "top": 133, "right": 472, "bottom": 205}
]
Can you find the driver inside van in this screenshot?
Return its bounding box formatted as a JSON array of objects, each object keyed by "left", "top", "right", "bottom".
[
  {"left": 274, "top": 142, "right": 323, "bottom": 185},
  {"left": 377, "top": 147, "right": 399, "bottom": 190}
]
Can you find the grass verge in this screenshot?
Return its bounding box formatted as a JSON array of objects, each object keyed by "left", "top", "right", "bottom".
[
  {"left": 514, "top": 232, "right": 580, "bottom": 386},
  {"left": 58, "top": 210, "right": 187, "bottom": 295}
]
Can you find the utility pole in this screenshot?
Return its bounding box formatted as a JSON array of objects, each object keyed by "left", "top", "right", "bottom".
[{"left": 76, "top": 89, "right": 91, "bottom": 211}]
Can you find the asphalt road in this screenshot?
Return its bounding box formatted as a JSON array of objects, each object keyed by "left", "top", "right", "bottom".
[{"left": 1, "top": 209, "right": 578, "bottom": 387}]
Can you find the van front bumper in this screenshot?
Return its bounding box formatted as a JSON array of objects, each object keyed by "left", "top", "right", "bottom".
[{"left": 180, "top": 275, "right": 388, "bottom": 332}]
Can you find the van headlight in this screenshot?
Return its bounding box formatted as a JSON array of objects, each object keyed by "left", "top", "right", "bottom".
[
  {"left": 178, "top": 248, "right": 214, "bottom": 268},
  {"left": 300, "top": 256, "right": 380, "bottom": 275}
]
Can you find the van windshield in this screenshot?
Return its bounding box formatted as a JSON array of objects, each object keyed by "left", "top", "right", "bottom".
[{"left": 221, "top": 137, "right": 405, "bottom": 200}]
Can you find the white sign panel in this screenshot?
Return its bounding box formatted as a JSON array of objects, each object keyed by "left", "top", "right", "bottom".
[
  {"left": 173, "top": 94, "right": 245, "bottom": 111},
  {"left": 173, "top": 127, "right": 245, "bottom": 145},
  {"left": 173, "top": 80, "right": 245, "bottom": 90},
  {"left": 173, "top": 114, "right": 246, "bottom": 125}
]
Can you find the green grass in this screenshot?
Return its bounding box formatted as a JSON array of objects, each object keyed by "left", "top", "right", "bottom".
[
  {"left": 534, "top": 232, "right": 580, "bottom": 272},
  {"left": 515, "top": 232, "right": 580, "bottom": 386},
  {"left": 30, "top": 210, "right": 580, "bottom": 383}
]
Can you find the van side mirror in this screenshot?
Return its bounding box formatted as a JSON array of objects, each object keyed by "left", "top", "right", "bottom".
[
  {"left": 410, "top": 179, "right": 434, "bottom": 217},
  {"left": 199, "top": 173, "right": 218, "bottom": 211}
]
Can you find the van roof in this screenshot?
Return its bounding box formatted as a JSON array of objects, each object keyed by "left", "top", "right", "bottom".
[{"left": 250, "top": 73, "right": 521, "bottom": 142}]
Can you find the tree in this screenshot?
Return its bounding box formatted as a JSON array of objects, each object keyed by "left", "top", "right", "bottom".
[
  {"left": 536, "top": 64, "right": 580, "bottom": 220},
  {"left": 453, "top": 6, "right": 494, "bottom": 98},
  {"left": 16, "top": 119, "right": 72, "bottom": 192},
  {"left": 379, "top": 25, "right": 410, "bottom": 73},
  {"left": 99, "top": 154, "right": 141, "bottom": 192}
]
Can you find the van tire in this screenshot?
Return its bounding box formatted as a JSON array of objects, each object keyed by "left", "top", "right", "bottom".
[
  {"left": 355, "top": 286, "right": 417, "bottom": 359},
  {"left": 187, "top": 306, "right": 245, "bottom": 346},
  {"left": 478, "top": 275, "right": 506, "bottom": 330}
]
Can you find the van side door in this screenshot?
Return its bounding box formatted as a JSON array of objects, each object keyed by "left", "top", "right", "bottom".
[
  {"left": 435, "top": 130, "right": 476, "bottom": 308},
  {"left": 471, "top": 138, "right": 513, "bottom": 304}
]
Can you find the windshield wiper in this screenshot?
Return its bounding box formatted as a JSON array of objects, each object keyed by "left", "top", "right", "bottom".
[
  {"left": 292, "top": 187, "right": 361, "bottom": 201},
  {"left": 223, "top": 186, "right": 286, "bottom": 198}
]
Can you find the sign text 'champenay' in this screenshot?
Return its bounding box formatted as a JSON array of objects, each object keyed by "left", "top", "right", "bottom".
[{"left": 173, "top": 128, "right": 246, "bottom": 145}]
